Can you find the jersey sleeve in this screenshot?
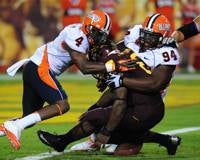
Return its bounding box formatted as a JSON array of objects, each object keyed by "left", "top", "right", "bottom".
[
  {"left": 63, "top": 24, "right": 88, "bottom": 54},
  {"left": 124, "top": 25, "right": 142, "bottom": 53}
]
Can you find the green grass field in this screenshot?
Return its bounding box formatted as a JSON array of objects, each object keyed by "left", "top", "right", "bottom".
[{"left": 0, "top": 74, "right": 200, "bottom": 160}]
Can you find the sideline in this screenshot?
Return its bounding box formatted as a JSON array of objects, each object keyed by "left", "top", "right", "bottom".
[{"left": 15, "top": 126, "right": 200, "bottom": 160}]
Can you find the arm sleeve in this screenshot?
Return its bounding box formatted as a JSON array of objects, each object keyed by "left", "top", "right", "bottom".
[{"left": 177, "top": 21, "right": 199, "bottom": 40}]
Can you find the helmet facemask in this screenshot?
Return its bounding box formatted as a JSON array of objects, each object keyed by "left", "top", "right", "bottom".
[
  {"left": 86, "top": 25, "right": 109, "bottom": 45},
  {"left": 139, "top": 28, "right": 163, "bottom": 52}
]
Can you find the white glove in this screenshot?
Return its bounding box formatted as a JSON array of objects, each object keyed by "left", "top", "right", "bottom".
[
  {"left": 106, "top": 74, "right": 122, "bottom": 89},
  {"left": 162, "top": 37, "right": 179, "bottom": 48}
]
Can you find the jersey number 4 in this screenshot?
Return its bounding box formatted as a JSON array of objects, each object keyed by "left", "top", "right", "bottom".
[
  {"left": 75, "top": 37, "right": 83, "bottom": 47},
  {"left": 162, "top": 50, "right": 177, "bottom": 62}
]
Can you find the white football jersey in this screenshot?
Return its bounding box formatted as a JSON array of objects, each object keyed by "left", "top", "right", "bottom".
[
  {"left": 30, "top": 23, "right": 89, "bottom": 75},
  {"left": 124, "top": 24, "right": 180, "bottom": 70},
  {"left": 124, "top": 24, "right": 180, "bottom": 98}
]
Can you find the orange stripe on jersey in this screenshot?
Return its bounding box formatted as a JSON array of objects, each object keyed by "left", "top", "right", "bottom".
[{"left": 38, "top": 46, "right": 58, "bottom": 90}]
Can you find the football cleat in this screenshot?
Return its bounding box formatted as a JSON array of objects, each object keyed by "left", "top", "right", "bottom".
[
  {"left": 37, "top": 130, "right": 66, "bottom": 152},
  {"left": 3, "top": 121, "right": 21, "bottom": 150},
  {"left": 0, "top": 124, "right": 5, "bottom": 137},
  {"left": 166, "top": 135, "right": 181, "bottom": 155},
  {"left": 102, "top": 144, "right": 118, "bottom": 153},
  {"left": 70, "top": 139, "right": 97, "bottom": 151}
]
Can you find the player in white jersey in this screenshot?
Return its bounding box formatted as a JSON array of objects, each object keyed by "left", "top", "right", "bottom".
[
  {"left": 0, "top": 10, "right": 122, "bottom": 150},
  {"left": 37, "top": 13, "right": 181, "bottom": 155},
  {"left": 106, "top": 13, "right": 179, "bottom": 94}
]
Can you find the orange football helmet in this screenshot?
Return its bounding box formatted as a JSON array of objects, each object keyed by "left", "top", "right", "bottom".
[
  {"left": 139, "top": 13, "right": 171, "bottom": 52},
  {"left": 81, "top": 10, "right": 112, "bottom": 45}
]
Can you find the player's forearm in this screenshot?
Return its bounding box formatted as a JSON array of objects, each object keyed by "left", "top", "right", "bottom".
[
  {"left": 173, "top": 15, "right": 200, "bottom": 42},
  {"left": 171, "top": 30, "right": 184, "bottom": 42},
  {"left": 122, "top": 65, "right": 174, "bottom": 92},
  {"left": 105, "top": 99, "right": 126, "bottom": 132},
  {"left": 122, "top": 77, "right": 165, "bottom": 92},
  {"left": 105, "top": 87, "right": 127, "bottom": 132},
  {"left": 78, "top": 62, "right": 106, "bottom": 74}
]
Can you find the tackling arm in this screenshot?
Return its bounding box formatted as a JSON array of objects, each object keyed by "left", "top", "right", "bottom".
[
  {"left": 122, "top": 65, "right": 175, "bottom": 92},
  {"left": 62, "top": 42, "right": 116, "bottom": 74},
  {"left": 63, "top": 42, "right": 106, "bottom": 74},
  {"left": 172, "top": 15, "right": 200, "bottom": 42}
]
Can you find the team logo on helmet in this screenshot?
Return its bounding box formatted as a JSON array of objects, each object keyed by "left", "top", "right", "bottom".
[
  {"left": 158, "top": 24, "right": 170, "bottom": 31},
  {"left": 87, "top": 12, "right": 101, "bottom": 23}
]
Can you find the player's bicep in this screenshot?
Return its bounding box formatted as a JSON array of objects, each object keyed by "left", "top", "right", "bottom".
[{"left": 62, "top": 41, "right": 88, "bottom": 66}]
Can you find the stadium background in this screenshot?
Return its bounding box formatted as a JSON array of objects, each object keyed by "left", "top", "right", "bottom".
[{"left": 1, "top": 0, "right": 200, "bottom": 72}]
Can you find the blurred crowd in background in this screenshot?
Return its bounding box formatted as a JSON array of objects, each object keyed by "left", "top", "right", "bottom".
[{"left": 0, "top": 0, "right": 200, "bottom": 74}]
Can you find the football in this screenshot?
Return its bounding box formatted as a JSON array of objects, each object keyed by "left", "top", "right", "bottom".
[
  {"left": 114, "top": 143, "right": 143, "bottom": 156},
  {"left": 98, "top": 45, "right": 118, "bottom": 63}
]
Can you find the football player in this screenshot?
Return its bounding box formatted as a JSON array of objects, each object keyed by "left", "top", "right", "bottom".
[
  {"left": 0, "top": 10, "right": 123, "bottom": 150},
  {"left": 37, "top": 13, "right": 181, "bottom": 155},
  {"left": 106, "top": 14, "right": 200, "bottom": 90}
]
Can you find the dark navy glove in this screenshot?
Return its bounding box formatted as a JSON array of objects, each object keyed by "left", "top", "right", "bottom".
[
  {"left": 106, "top": 73, "right": 122, "bottom": 89},
  {"left": 162, "top": 37, "right": 179, "bottom": 48}
]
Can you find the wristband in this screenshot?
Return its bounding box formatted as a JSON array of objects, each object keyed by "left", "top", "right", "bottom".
[{"left": 105, "top": 60, "right": 115, "bottom": 72}]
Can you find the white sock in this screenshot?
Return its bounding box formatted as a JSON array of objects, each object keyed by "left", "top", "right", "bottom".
[{"left": 15, "top": 112, "right": 41, "bottom": 130}]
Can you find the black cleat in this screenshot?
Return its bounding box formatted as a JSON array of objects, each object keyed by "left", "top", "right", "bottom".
[
  {"left": 166, "top": 135, "right": 181, "bottom": 155},
  {"left": 37, "top": 130, "right": 66, "bottom": 152}
]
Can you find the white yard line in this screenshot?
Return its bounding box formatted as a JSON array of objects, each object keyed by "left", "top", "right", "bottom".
[
  {"left": 15, "top": 126, "right": 200, "bottom": 160},
  {"left": 15, "top": 150, "right": 71, "bottom": 160},
  {"left": 162, "top": 127, "right": 200, "bottom": 135}
]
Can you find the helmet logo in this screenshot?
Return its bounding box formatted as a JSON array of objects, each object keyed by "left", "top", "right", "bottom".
[
  {"left": 158, "top": 24, "right": 170, "bottom": 31},
  {"left": 87, "top": 13, "right": 101, "bottom": 22}
]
